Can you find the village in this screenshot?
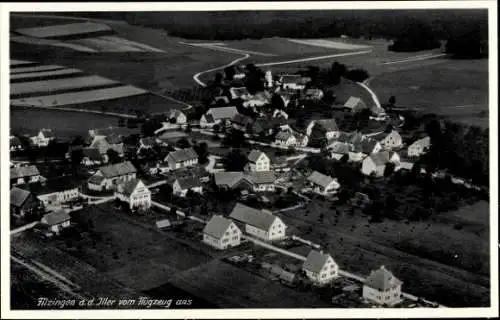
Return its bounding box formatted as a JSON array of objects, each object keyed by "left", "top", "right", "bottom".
[{"left": 9, "top": 62, "right": 487, "bottom": 309}]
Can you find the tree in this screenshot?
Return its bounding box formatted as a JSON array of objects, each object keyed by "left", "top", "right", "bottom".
[
  {"left": 222, "top": 149, "right": 247, "bottom": 171},
  {"left": 388, "top": 95, "right": 396, "bottom": 106},
  {"left": 106, "top": 149, "right": 121, "bottom": 164},
  {"left": 271, "top": 94, "right": 286, "bottom": 110},
  {"left": 383, "top": 163, "right": 396, "bottom": 177},
  {"left": 176, "top": 137, "right": 191, "bottom": 149},
  {"left": 214, "top": 72, "right": 224, "bottom": 84},
  {"left": 224, "top": 65, "right": 236, "bottom": 80},
  {"left": 222, "top": 129, "right": 246, "bottom": 148},
  {"left": 194, "top": 142, "right": 209, "bottom": 164}
]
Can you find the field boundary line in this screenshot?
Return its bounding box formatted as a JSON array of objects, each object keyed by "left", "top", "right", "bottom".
[
  {"left": 255, "top": 50, "right": 373, "bottom": 67},
  {"left": 11, "top": 104, "right": 137, "bottom": 119},
  {"left": 379, "top": 53, "right": 448, "bottom": 65}
]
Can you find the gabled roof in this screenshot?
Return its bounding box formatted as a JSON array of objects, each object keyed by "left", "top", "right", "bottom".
[
  {"left": 175, "top": 177, "right": 201, "bottom": 190},
  {"left": 82, "top": 148, "right": 103, "bottom": 161},
  {"left": 330, "top": 142, "right": 351, "bottom": 154},
  {"left": 354, "top": 138, "right": 380, "bottom": 154},
  {"left": 307, "top": 171, "right": 338, "bottom": 189},
  {"left": 244, "top": 171, "right": 276, "bottom": 185},
  {"left": 229, "top": 87, "right": 250, "bottom": 98},
  {"left": 203, "top": 215, "right": 236, "bottom": 239},
  {"left": 42, "top": 210, "right": 70, "bottom": 226},
  {"left": 203, "top": 113, "right": 215, "bottom": 123},
  {"left": 214, "top": 172, "right": 245, "bottom": 188},
  {"left": 280, "top": 74, "right": 311, "bottom": 85},
  {"left": 206, "top": 106, "right": 239, "bottom": 120},
  {"left": 167, "top": 109, "right": 185, "bottom": 119},
  {"left": 10, "top": 187, "right": 32, "bottom": 207},
  {"left": 371, "top": 130, "right": 400, "bottom": 142},
  {"left": 10, "top": 165, "right": 40, "bottom": 179},
  {"left": 344, "top": 96, "right": 367, "bottom": 110},
  {"left": 247, "top": 149, "right": 268, "bottom": 163},
  {"left": 364, "top": 265, "right": 402, "bottom": 291},
  {"left": 89, "top": 136, "right": 111, "bottom": 155},
  {"left": 19, "top": 176, "right": 82, "bottom": 195},
  {"left": 409, "top": 136, "right": 431, "bottom": 148},
  {"left": 315, "top": 119, "right": 339, "bottom": 132},
  {"left": 40, "top": 128, "right": 55, "bottom": 138},
  {"left": 106, "top": 133, "right": 123, "bottom": 145},
  {"left": 10, "top": 136, "right": 22, "bottom": 146},
  {"left": 303, "top": 250, "right": 335, "bottom": 273},
  {"left": 117, "top": 179, "right": 147, "bottom": 197},
  {"left": 166, "top": 148, "right": 198, "bottom": 163},
  {"left": 368, "top": 151, "right": 391, "bottom": 166},
  {"left": 229, "top": 202, "right": 280, "bottom": 230},
  {"left": 275, "top": 131, "right": 295, "bottom": 141},
  {"left": 88, "top": 175, "right": 105, "bottom": 185},
  {"left": 98, "top": 161, "right": 137, "bottom": 178},
  {"left": 140, "top": 137, "right": 156, "bottom": 147},
  {"left": 232, "top": 113, "right": 253, "bottom": 126},
  {"left": 213, "top": 96, "right": 230, "bottom": 104}
]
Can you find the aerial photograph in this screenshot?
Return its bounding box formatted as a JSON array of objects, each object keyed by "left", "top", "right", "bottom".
[{"left": 6, "top": 7, "right": 493, "bottom": 314}]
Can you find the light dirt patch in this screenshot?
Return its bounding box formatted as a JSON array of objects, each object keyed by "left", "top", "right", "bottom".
[{"left": 288, "top": 38, "right": 371, "bottom": 50}]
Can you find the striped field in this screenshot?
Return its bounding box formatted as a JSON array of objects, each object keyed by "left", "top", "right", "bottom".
[{"left": 11, "top": 75, "right": 119, "bottom": 95}]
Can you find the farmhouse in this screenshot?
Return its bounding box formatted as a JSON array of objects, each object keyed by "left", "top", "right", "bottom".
[
  {"left": 40, "top": 209, "right": 71, "bottom": 235},
  {"left": 302, "top": 250, "right": 339, "bottom": 285},
  {"left": 166, "top": 109, "right": 187, "bottom": 124},
  {"left": 307, "top": 171, "right": 340, "bottom": 194},
  {"left": 279, "top": 75, "right": 311, "bottom": 91},
  {"left": 115, "top": 179, "right": 151, "bottom": 211},
  {"left": 344, "top": 96, "right": 367, "bottom": 113},
  {"left": 229, "top": 87, "right": 252, "bottom": 100},
  {"left": 304, "top": 88, "right": 324, "bottom": 100},
  {"left": 354, "top": 138, "right": 383, "bottom": 156},
  {"left": 214, "top": 172, "right": 246, "bottom": 189},
  {"left": 231, "top": 114, "right": 254, "bottom": 132},
  {"left": 89, "top": 135, "right": 124, "bottom": 156},
  {"left": 229, "top": 203, "right": 287, "bottom": 241},
  {"left": 363, "top": 265, "right": 403, "bottom": 306},
  {"left": 329, "top": 142, "right": 352, "bottom": 161},
  {"left": 245, "top": 171, "right": 277, "bottom": 192},
  {"left": 361, "top": 151, "right": 400, "bottom": 177},
  {"left": 371, "top": 130, "right": 403, "bottom": 150},
  {"left": 10, "top": 187, "right": 40, "bottom": 219},
  {"left": 155, "top": 131, "right": 188, "bottom": 146},
  {"left": 165, "top": 148, "right": 199, "bottom": 170},
  {"left": 243, "top": 91, "right": 271, "bottom": 108},
  {"left": 21, "top": 176, "right": 82, "bottom": 209},
  {"left": 30, "top": 128, "right": 55, "bottom": 147},
  {"left": 10, "top": 165, "right": 41, "bottom": 186},
  {"left": 336, "top": 131, "right": 364, "bottom": 146},
  {"left": 275, "top": 131, "right": 297, "bottom": 147},
  {"left": 203, "top": 215, "right": 242, "bottom": 250},
  {"left": 245, "top": 149, "right": 270, "bottom": 172},
  {"left": 407, "top": 136, "right": 431, "bottom": 157},
  {"left": 306, "top": 119, "right": 341, "bottom": 140},
  {"left": 81, "top": 148, "right": 107, "bottom": 166},
  {"left": 87, "top": 161, "right": 137, "bottom": 191},
  {"left": 10, "top": 135, "right": 23, "bottom": 151},
  {"left": 172, "top": 177, "right": 203, "bottom": 197},
  {"left": 200, "top": 106, "right": 239, "bottom": 128}
]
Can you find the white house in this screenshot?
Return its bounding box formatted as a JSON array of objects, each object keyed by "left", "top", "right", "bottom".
[
  {"left": 407, "top": 136, "right": 431, "bottom": 158},
  {"left": 30, "top": 128, "right": 55, "bottom": 147},
  {"left": 115, "top": 179, "right": 151, "bottom": 211},
  {"left": 307, "top": 171, "right": 340, "bottom": 194},
  {"left": 363, "top": 265, "right": 403, "bottom": 306},
  {"left": 10, "top": 165, "right": 41, "bottom": 186},
  {"left": 244, "top": 171, "right": 276, "bottom": 192},
  {"left": 344, "top": 96, "right": 367, "bottom": 113},
  {"left": 172, "top": 178, "right": 203, "bottom": 197},
  {"left": 41, "top": 209, "right": 71, "bottom": 234},
  {"left": 202, "top": 215, "right": 242, "bottom": 250},
  {"left": 361, "top": 151, "right": 400, "bottom": 177},
  {"left": 279, "top": 75, "right": 311, "bottom": 91},
  {"left": 302, "top": 250, "right": 339, "bottom": 285},
  {"left": 306, "top": 119, "right": 341, "bottom": 140},
  {"left": 165, "top": 148, "right": 198, "bottom": 170},
  {"left": 245, "top": 149, "right": 270, "bottom": 172},
  {"left": 242, "top": 91, "right": 270, "bottom": 108},
  {"left": 10, "top": 135, "right": 23, "bottom": 151},
  {"left": 304, "top": 88, "right": 324, "bottom": 100},
  {"left": 200, "top": 106, "right": 239, "bottom": 128},
  {"left": 87, "top": 161, "right": 137, "bottom": 191},
  {"left": 229, "top": 203, "right": 287, "bottom": 241},
  {"left": 371, "top": 130, "right": 403, "bottom": 150},
  {"left": 166, "top": 109, "right": 187, "bottom": 124},
  {"left": 265, "top": 70, "right": 273, "bottom": 88},
  {"left": 28, "top": 176, "right": 81, "bottom": 209}
]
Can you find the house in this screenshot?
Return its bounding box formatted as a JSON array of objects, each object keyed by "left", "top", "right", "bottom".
[
  {"left": 137, "top": 137, "right": 157, "bottom": 155},
  {"left": 370, "top": 105, "right": 387, "bottom": 119},
  {"left": 243, "top": 91, "right": 271, "bottom": 108},
  {"left": 302, "top": 250, "right": 339, "bottom": 285},
  {"left": 275, "top": 131, "right": 297, "bottom": 147},
  {"left": 336, "top": 131, "right": 364, "bottom": 146},
  {"left": 231, "top": 114, "right": 254, "bottom": 132},
  {"left": 304, "top": 88, "right": 324, "bottom": 100},
  {"left": 245, "top": 149, "right": 270, "bottom": 172},
  {"left": 229, "top": 87, "right": 252, "bottom": 100},
  {"left": 81, "top": 148, "right": 107, "bottom": 166},
  {"left": 115, "top": 179, "right": 151, "bottom": 210},
  {"left": 172, "top": 177, "right": 203, "bottom": 197},
  {"left": 249, "top": 118, "right": 274, "bottom": 137},
  {"left": 354, "top": 138, "right": 382, "bottom": 156},
  {"left": 306, "top": 119, "right": 341, "bottom": 140},
  {"left": 212, "top": 96, "right": 230, "bottom": 106},
  {"left": 264, "top": 70, "right": 273, "bottom": 88},
  {"left": 329, "top": 142, "right": 352, "bottom": 161},
  {"left": 203, "top": 215, "right": 242, "bottom": 250},
  {"left": 40, "top": 209, "right": 71, "bottom": 235},
  {"left": 407, "top": 136, "right": 431, "bottom": 157},
  {"left": 10, "top": 165, "right": 41, "bottom": 186},
  {"left": 344, "top": 96, "right": 367, "bottom": 113},
  {"left": 363, "top": 265, "right": 403, "bottom": 306},
  {"left": 271, "top": 156, "right": 290, "bottom": 172},
  {"left": 200, "top": 106, "right": 239, "bottom": 128},
  {"left": 271, "top": 109, "right": 289, "bottom": 120},
  {"left": 277, "top": 91, "right": 294, "bottom": 108},
  {"left": 21, "top": 176, "right": 82, "bottom": 209},
  {"left": 10, "top": 187, "right": 40, "bottom": 219},
  {"left": 361, "top": 151, "right": 400, "bottom": 177},
  {"left": 88, "top": 161, "right": 137, "bottom": 191},
  {"left": 155, "top": 131, "right": 188, "bottom": 146},
  {"left": 89, "top": 135, "right": 124, "bottom": 156},
  {"left": 244, "top": 171, "right": 276, "bottom": 192},
  {"left": 371, "top": 130, "right": 403, "bottom": 150},
  {"left": 214, "top": 172, "right": 246, "bottom": 189},
  {"left": 165, "top": 148, "right": 198, "bottom": 170},
  {"left": 279, "top": 75, "right": 311, "bottom": 91},
  {"left": 307, "top": 171, "right": 340, "bottom": 194},
  {"left": 10, "top": 135, "right": 23, "bottom": 151},
  {"left": 30, "top": 128, "right": 55, "bottom": 147},
  {"left": 166, "top": 109, "right": 187, "bottom": 124},
  {"left": 229, "top": 203, "right": 287, "bottom": 241}
]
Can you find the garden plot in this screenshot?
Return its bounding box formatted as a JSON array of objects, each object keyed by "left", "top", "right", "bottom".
[
  {"left": 10, "top": 67, "right": 83, "bottom": 80},
  {"left": 11, "top": 75, "right": 119, "bottom": 96},
  {"left": 11, "top": 85, "right": 147, "bottom": 107},
  {"left": 288, "top": 38, "right": 372, "bottom": 50},
  {"left": 14, "top": 21, "right": 113, "bottom": 38},
  {"left": 10, "top": 64, "right": 65, "bottom": 74},
  {"left": 71, "top": 37, "right": 144, "bottom": 52}
]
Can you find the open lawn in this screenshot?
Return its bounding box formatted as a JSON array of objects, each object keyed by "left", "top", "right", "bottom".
[{"left": 279, "top": 198, "right": 490, "bottom": 307}]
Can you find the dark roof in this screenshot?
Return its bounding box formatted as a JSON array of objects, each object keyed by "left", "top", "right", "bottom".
[
  {"left": 88, "top": 175, "right": 105, "bottom": 185},
  {"left": 175, "top": 177, "right": 201, "bottom": 190},
  {"left": 40, "top": 129, "right": 55, "bottom": 138},
  {"left": 307, "top": 171, "right": 338, "bottom": 188},
  {"left": 232, "top": 114, "right": 253, "bottom": 126},
  {"left": 244, "top": 171, "right": 276, "bottom": 185},
  {"left": 140, "top": 137, "right": 156, "bottom": 147},
  {"left": 106, "top": 133, "right": 123, "bottom": 144},
  {"left": 98, "top": 161, "right": 137, "bottom": 178},
  {"left": 371, "top": 130, "right": 400, "bottom": 142},
  {"left": 10, "top": 165, "right": 40, "bottom": 179},
  {"left": 214, "top": 172, "right": 245, "bottom": 188},
  {"left": 368, "top": 151, "right": 391, "bottom": 166},
  {"left": 247, "top": 149, "right": 267, "bottom": 163},
  {"left": 42, "top": 210, "right": 70, "bottom": 226},
  {"left": 10, "top": 136, "right": 22, "bottom": 146},
  {"left": 203, "top": 215, "right": 236, "bottom": 239},
  {"left": 82, "top": 148, "right": 102, "bottom": 161},
  {"left": 206, "top": 106, "right": 239, "bottom": 120},
  {"left": 303, "top": 250, "right": 334, "bottom": 273},
  {"left": 117, "top": 179, "right": 147, "bottom": 197},
  {"left": 203, "top": 113, "right": 215, "bottom": 123},
  {"left": 10, "top": 187, "right": 32, "bottom": 207},
  {"left": 354, "top": 138, "right": 380, "bottom": 154},
  {"left": 19, "top": 176, "right": 82, "bottom": 195},
  {"left": 167, "top": 148, "right": 198, "bottom": 163},
  {"left": 229, "top": 203, "right": 280, "bottom": 230},
  {"left": 364, "top": 266, "right": 402, "bottom": 291},
  {"left": 315, "top": 119, "right": 339, "bottom": 132}
]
